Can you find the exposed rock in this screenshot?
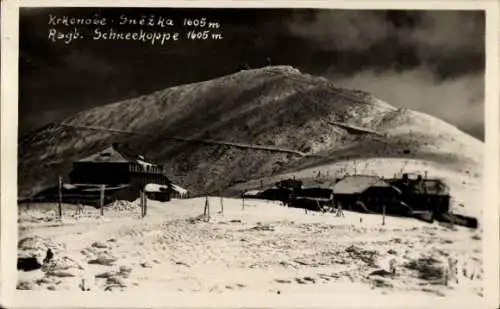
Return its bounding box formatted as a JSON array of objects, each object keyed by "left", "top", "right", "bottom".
[
  {"left": 250, "top": 224, "right": 275, "bottom": 232},
  {"left": 369, "top": 269, "right": 393, "bottom": 278},
  {"left": 140, "top": 261, "right": 153, "bottom": 268},
  {"left": 107, "top": 200, "right": 140, "bottom": 212},
  {"left": 17, "top": 256, "right": 42, "bottom": 271},
  {"left": 17, "top": 281, "right": 34, "bottom": 290},
  {"left": 91, "top": 241, "right": 108, "bottom": 249},
  {"left": 18, "top": 236, "right": 66, "bottom": 262},
  {"left": 88, "top": 256, "right": 117, "bottom": 266},
  {"left": 42, "top": 256, "right": 85, "bottom": 273}
]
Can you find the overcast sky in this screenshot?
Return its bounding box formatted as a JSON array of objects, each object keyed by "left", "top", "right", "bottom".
[{"left": 19, "top": 8, "right": 485, "bottom": 140}]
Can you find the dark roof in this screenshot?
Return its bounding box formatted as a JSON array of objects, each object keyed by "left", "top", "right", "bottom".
[
  {"left": 77, "top": 143, "right": 156, "bottom": 164},
  {"left": 276, "top": 178, "right": 302, "bottom": 188},
  {"left": 333, "top": 175, "right": 401, "bottom": 195},
  {"left": 420, "top": 179, "right": 449, "bottom": 195},
  {"left": 388, "top": 178, "right": 450, "bottom": 195},
  {"left": 78, "top": 146, "right": 129, "bottom": 163}
]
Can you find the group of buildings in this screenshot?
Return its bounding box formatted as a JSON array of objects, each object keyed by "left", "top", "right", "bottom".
[
  {"left": 244, "top": 173, "right": 452, "bottom": 222},
  {"left": 26, "top": 143, "right": 470, "bottom": 227}
]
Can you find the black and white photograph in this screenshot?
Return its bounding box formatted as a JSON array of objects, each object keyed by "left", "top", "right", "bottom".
[{"left": 2, "top": 1, "right": 499, "bottom": 308}]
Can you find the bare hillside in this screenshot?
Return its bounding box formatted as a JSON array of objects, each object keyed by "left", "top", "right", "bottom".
[{"left": 18, "top": 66, "right": 483, "bottom": 201}]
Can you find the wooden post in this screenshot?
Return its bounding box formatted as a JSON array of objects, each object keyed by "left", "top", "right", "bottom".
[
  {"left": 144, "top": 191, "right": 148, "bottom": 217},
  {"left": 58, "top": 175, "right": 63, "bottom": 219},
  {"left": 220, "top": 196, "right": 224, "bottom": 214},
  {"left": 389, "top": 258, "right": 396, "bottom": 277},
  {"left": 143, "top": 190, "right": 145, "bottom": 217},
  {"left": 207, "top": 198, "right": 210, "bottom": 222},
  {"left": 242, "top": 196, "right": 245, "bottom": 210},
  {"left": 204, "top": 196, "right": 210, "bottom": 222},
  {"left": 139, "top": 190, "right": 143, "bottom": 217},
  {"left": 100, "top": 184, "right": 105, "bottom": 216},
  {"left": 204, "top": 196, "right": 208, "bottom": 217},
  {"left": 316, "top": 200, "right": 324, "bottom": 214},
  {"left": 382, "top": 203, "right": 386, "bottom": 226}
]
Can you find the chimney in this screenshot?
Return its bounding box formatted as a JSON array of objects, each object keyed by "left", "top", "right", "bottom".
[{"left": 402, "top": 173, "right": 408, "bottom": 183}]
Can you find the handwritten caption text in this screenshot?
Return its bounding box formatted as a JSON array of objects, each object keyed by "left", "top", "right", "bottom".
[{"left": 47, "top": 14, "right": 224, "bottom": 45}]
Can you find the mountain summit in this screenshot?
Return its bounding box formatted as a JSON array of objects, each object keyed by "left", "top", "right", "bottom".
[{"left": 19, "top": 65, "right": 482, "bottom": 216}]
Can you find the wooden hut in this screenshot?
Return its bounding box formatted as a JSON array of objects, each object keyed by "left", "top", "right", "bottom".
[
  {"left": 144, "top": 183, "right": 171, "bottom": 202},
  {"left": 276, "top": 178, "right": 303, "bottom": 192},
  {"left": 288, "top": 187, "right": 334, "bottom": 211},
  {"left": 259, "top": 187, "right": 294, "bottom": 204},
  {"left": 332, "top": 175, "right": 411, "bottom": 215}
]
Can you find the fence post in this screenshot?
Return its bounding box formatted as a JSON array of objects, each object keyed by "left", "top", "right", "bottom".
[
  {"left": 144, "top": 191, "right": 148, "bottom": 217},
  {"left": 139, "top": 190, "right": 143, "bottom": 217},
  {"left": 204, "top": 196, "right": 208, "bottom": 217},
  {"left": 58, "top": 175, "right": 63, "bottom": 220},
  {"left": 141, "top": 188, "right": 146, "bottom": 218},
  {"left": 207, "top": 197, "right": 210, "bottom": 222},
  {"left": 382, "top": 204, "right": 386, "bottom": 226},
  {"left": 220, "top": 196, "right": 224, "bottom": 214},
  {"left": 204, "top": 196, "right": 210, "bottom": 222},
  {"left": 100, "top": 184, "right": 105, "bottom": 216}
]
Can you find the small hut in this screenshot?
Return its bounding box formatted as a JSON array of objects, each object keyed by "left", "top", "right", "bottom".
[
  {"left": 170, "top": 184, "right": 189, "bottom": 199},
  {"left": 144, "top": 183, "right": 172, "bottom": 202},
  {"left": 288, "top": 187, "right": 334, "bottom": 211},
  {"left": 276, "top": 178, "right": 303, "bottom": 192}
]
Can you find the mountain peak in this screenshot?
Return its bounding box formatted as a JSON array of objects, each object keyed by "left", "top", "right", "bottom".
[
  {"left": 247, "top": 65, "right": 302, "bottom": 74},
  {"left": 18, "top": 68, "right": 481, "bottom": 206}
]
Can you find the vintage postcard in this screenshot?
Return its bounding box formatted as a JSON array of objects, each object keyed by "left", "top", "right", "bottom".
[{"left": 1, "top": 0, "right": 499, "bottom": 308}]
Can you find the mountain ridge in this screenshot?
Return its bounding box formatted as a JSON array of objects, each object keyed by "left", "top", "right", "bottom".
[{"left": 18, "top": 65, "right": 482, "bottom": 201}]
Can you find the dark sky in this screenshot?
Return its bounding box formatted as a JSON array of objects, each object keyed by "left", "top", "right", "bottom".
[{"left": 19, "top": 8, "right": 485, "bottom": 140}]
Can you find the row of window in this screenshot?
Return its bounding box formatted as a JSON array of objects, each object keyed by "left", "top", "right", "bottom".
[{"left": 129, "top": 163, "right": 164, "bottom": 174}]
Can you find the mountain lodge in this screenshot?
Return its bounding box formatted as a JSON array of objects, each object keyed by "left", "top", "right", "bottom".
[
  {"left": 63, "top": 143, "right": 173, "bottom": 204},
  {"left": 69, "top": 143, "right": 169, "bottom": 187},
  {"left": 332, "top": 174, "right": 451, "bottom": 217}
]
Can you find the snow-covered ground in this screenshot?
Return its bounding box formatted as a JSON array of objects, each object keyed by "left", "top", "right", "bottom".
[{"left": 17, "top": 197, "right": 483, "bottom": 301}]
